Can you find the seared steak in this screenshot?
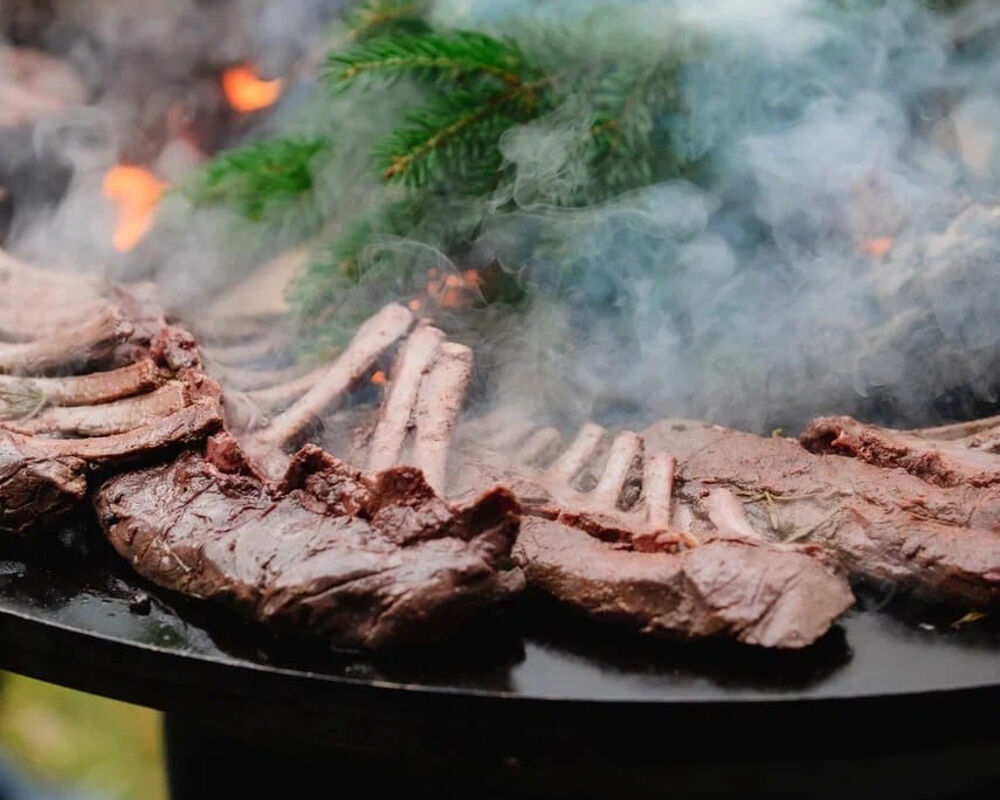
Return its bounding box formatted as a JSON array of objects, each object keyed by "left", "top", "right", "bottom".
[
  {"left": 1, "top": 399, "right": 223, "bottom": 534},
  {"left": 801, "top": 414, "right": 1000, "bottom": 488},
  {"left": 0, "top": 267, "right": 221, "bottom": 534},
  {"left": 516, "top": 518, "right": 853, "bottom": 649},
  {"left": 95, "top": 436, "right": 522, "bottom": 649},
  {"left": 458, "top": 425, "right": 855, "bottom": 648},
  {"left": 644, "top": 419, "right": 1000, "bottom": 605}
]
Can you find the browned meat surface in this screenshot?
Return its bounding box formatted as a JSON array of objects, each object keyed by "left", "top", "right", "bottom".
[
  {"left": 1, "top": 399, "right": 224, "bottom": 534},
  {"left": 3, "top": 382, "right": 191, "bottom": 437},
  {"left": 0, "top": 360, "right": 160, "bottom": 408},
  {"left": 0, "top": 443, "right": 86, "bottom": 535},
  {"left": 456, "top": 425, "right": 854, "bottom": 649},
  {"left": 801, "top": 415, "right": 1000, "bottom": 488},
  {"left": 516, "top": 518, "right": 853, "bottom": 649},
  {"left": 0, "top": 306, "right": 133, "bottom": 375},
  {"left": 0, "top": 267, "right": 225, "bottom": 535},
  {"left": 95, "top": 436, "right": 522, "bottom": 649},
  {"left": 0, "top": 300, "right": 117, "bottom": 342},
  {"left": 0, "top": 252, "right": 104, "bottom": 314},
  {"left": 644, "top": 419, "right": 1000, "bottom": 605}
]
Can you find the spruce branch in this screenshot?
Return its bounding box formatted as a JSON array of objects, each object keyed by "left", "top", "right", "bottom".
[
  {"left": 344, "top": 0, "right": 431, "bottom": 41},
  {"left": 186, "top": 136, "right": 330, "bottom": 220},
  {"left": 375, "top": 78, "right": 552, "bottom": 190},
  {"left": 325, "top": 31, "right": 535, "bottom": 91}
]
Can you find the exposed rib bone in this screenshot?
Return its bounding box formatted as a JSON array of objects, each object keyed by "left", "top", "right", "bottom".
[
  {"left": 643, "top": 452, "right": 676, "bottom": 530},
  {"left": 204, "top": 337, "right": 288, "bottom": 367},
  {"left": 188, "top": 313, "right": 284, "bottom": 346},
  {"left": 7, "top": 400, "right": 223, "bottom": 465},
  {"left": 704, "top": 488, "right": 760, "bottom": 540},
  {"left": 255, "top": 303, "right": 415, "bottom": 451},
  {"left": 0, "top": 248, "right": 98, "bottom": 290},
  {"left": 0, "top": 301, "right": 115, "bottom": 342},
  {"left": 488, "top": 419, "right": 538, "bottom": 452},
  {"left": 216, "top": 362, "right": 314, "bottom": 392},
  {"left": 548, "top": 423, "right": 605, "bottom": 484},
  {"left": 412, "top": 342, "right": 473, "bottom": 495},
  {"left": 246, "top": 365, "right": 326, "bottom": 410},
  {"left": 517, "top": 427, "right": 562, "bottom": 466},
  {"left": 911, "top": 414, "right": 1000, "bottom": 441},
  {"left": 592, "top": 431, "right": 641, "bottom": 509},
  {"left": 368, "top": 325, "right": 445, "bottom": 472},
  {"left": 4, "top": 383, "right": 189, "bottom": 437},
  {"left": 0, "top": 307, "right": 133, "bottom": 375},
  {"left": 0, "top": 360, "right": 159, "bottom": 407}
]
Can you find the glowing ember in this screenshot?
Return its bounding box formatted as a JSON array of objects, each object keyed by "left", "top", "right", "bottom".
[
  {"left": 222, "top": 64, "right": 283, "bottom": 113},
  {"left": 861, "top": 237, "right": 894, "bottom": 259},
  {"left": 102, "top": 165, "right": 166, "bottom": 252},
  {"left": 408, "top": 299, "right": 422, "bottom": 311},
  {"left": 370, "top": 370, "right": 387, "bottom": 386}
]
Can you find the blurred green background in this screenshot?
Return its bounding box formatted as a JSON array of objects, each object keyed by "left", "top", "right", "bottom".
[{"left": 0, "top": 672, "right": 165, "bottom": 800}]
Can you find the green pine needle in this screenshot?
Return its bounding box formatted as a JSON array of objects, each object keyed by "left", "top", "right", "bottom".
[
  {"left": 186, "top": 136, "right": 330, "bottom": 220},
  {"left": 344, "top": 0, "right": 431, "bottom": 41},
  {"left": 325, "top": 31, "right": 536, "bottom": 91},
  {"left": 375, "top": 82, "right": 550, "bottom": 191}
]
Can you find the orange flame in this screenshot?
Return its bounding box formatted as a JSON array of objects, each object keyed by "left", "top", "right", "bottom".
[
  {"left": 222, "top": 64, "right": 283, "bottom": 113},
  {"left": 102, "top": 165, "right": 166, "bottom": 252},
  {"left": 370, "top": 370, "right": 387, "bottom": 386},
  {"left": 861, "top": 236, "right": 894, "bottom": 259}
]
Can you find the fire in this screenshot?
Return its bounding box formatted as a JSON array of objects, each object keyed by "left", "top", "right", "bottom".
[
  {"left": 102, "top": 165, "right": 166, "bottom": 252},
  {"left": 408, "top": 267, "right": 483, "bottom": 312},
  {"left": 861, "top": 236, "right": 894, "bottom": 259},
  {"left": 222, "top": 64, "right": 283, "bottom": 113},
  {"left": 370, "top": 370, "right": 387, "bottom": 386}
]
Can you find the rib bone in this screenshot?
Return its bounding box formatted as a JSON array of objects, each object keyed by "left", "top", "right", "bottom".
[
  {"left": 368, "top": 325, "right": 445, "bottom": 472},
  {"left": 0, "top": 301, "right": 116, "bottom": 342},
  {"left": 518, "top": 427, "right": 562, "bottom": 466},
  {"left": 412, "top": 342, "right": 473, "bottom": 494},
  {"left": 246, "top": 365, "right": 326, "bottom": 410},
  {"left": 255, "top": 303, "right": 415, "bottom": 451},
  {"left": 0, "top": 360, "right": 159, "bottom": 407},
  {"left": 4, "top": 400, "right": 223, "bottom": 465},
  {"left": 4, "top": 383, "right": 189, "bottom": 437},
  {"left": 547, "top": 423, "right": 606, "bottom": 484},
  {"left": 704, "top": 488, "right": 760, "bottom": 540},
  {"left": 642, "top": 452, "right": 676, "bottom": 530},
  {"left": 592, "top": 431, "right": 641, "bottom": 509},
  {"left": 0, "top": 306, "right": 132, "bottom": 376}
]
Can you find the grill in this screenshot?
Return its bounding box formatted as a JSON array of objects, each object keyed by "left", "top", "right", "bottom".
[{"left": 0, "top": 526, "right": 996, "bottom": 798}]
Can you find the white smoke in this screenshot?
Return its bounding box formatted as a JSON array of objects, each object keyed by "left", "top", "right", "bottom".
[{"left": 454, "top": 0, "right": 1000, "bottom": 431}]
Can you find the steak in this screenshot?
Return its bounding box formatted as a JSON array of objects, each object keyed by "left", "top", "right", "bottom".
[
  {"left": 88, "top": 304, "right": 525, "bottom": 649},
  {"left": 457, "top": 425, "right": 855, "bottom": 648},
  {"left": 1, "top": 399, "right": 224, "bottom": 534},
  {"left": 0, "top": 264, "right": 221, "bottom": 534},
  {"left": 800, "top": 414, "right": 1000, "bottom": 488},
  {"left": 515, "top": 518, "right": 853, "bottom": 649},
  {"left": 95, "top": 437, "right": 522, "bottom": 649},
  {"left": 643, "top": 419, "right": 1000, "bottom": 605}
]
